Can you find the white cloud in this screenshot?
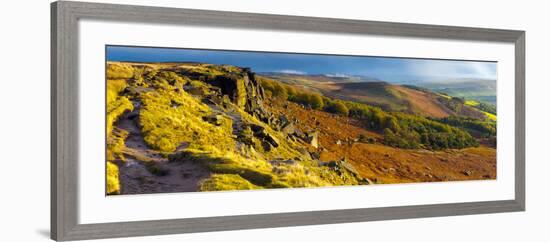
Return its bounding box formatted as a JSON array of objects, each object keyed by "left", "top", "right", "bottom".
[
  {"left": 277, "top": 69, "right": 306, "bottom": 75},
  {"left": 325, "top": 73, "right": 351, "bottom": 78},
  {"left": 405, "top": 60, "right": 497, "bottom": 80}
]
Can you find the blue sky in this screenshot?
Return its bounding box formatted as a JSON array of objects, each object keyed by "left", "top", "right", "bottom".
[{"left": 106, "top": 46, "right": 497, "bottom": 83}]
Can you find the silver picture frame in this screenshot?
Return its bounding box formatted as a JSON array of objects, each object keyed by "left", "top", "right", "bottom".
[{"left": 51, "top": 1, "right": 525, "bottom": 241}]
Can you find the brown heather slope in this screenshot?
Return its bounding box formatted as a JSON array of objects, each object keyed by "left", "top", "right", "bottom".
[
  {"left": 391, "top": 85, "right": 452, "bottom": 118},
  {"left": 267, "top": 99, "right": 496, "bottom": 184}
]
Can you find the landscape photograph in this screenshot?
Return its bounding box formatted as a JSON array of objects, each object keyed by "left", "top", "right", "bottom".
[{"left": 105, "top": 45, "right": 497, "bottom": 195}]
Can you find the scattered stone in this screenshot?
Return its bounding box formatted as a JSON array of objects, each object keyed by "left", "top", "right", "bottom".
[
  {"left": 340, "top": 159, "right": 360, "bottom": 176},
  {"left": 202, "top": 114, "right": 224, "bottom": 126},
  {"left": 187, "top": 86, "right": 209, "bottom": 95},
  {"left": 170, "top": 100, "right": 181, "bottom": 108},
  {"left": 463, "top": 170, "right": 473, "bottom": 176},
  {"left": 175, "top": 142, "right": 189, "bottom": 151},
  {"left": 310, "top": 151, "right": 321, "bottom": 159},
  {"left": 336, "top": 140, "right": 342, "bottom": 146},
  {"left": 362, "top": 177, "right": 374, "bottom": 185}
]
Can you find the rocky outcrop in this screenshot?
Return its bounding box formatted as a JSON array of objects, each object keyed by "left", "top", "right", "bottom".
[{"left": 204, "top": 68, "right": 266, "bottom": 115}]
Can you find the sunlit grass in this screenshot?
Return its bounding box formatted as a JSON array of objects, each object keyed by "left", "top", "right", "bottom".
[
  {"left": 199, "top": 174, "right": 262, "bottom": 191},
  {"left": 139, "top": 87, "right": 234, "bottom": 153},
  {"left": 107, "top": 62, "right": 134, "bottom": 79}
]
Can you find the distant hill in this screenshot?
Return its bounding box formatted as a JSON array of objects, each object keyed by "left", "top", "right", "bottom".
[
  {"left": 413, "top": 79, "right": 496, "bottom": 105},
  {"left": 263, "top": 73, "right": 488, "bottom": 119}
]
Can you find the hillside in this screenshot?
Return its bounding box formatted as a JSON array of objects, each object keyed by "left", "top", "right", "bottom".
[
  {"left": 106, "top": 62, "right": 496, "bottom": 195},
  {"left": 266, "top": 99, "right": 496, "bottom": 183}
]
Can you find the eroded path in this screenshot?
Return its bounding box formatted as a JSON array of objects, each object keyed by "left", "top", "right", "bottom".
[{"left": 114, "top": 102, "right": 210, "bottom": 195}]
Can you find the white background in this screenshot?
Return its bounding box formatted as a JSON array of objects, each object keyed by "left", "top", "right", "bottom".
[{"left": 0, "top": 0, "right": 547, "bottom": 241}]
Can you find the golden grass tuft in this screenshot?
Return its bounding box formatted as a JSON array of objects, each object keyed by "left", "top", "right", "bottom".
[
  {"left": 107, "top": 62, "right": 134, "bottom": 79},
  {"left": 106, "top": 161, "right": 120, "bottom": 195},
  {"left": 199, "top": 174, "right": 262, "bottom": 191},
  {"left": 106, "top": 128, "right": 128, "bottom": 161},
  {"left": 106, "top": 97, "right": 133, "bottom": 136}
]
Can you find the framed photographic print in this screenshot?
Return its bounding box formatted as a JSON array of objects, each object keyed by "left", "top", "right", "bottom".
[{"left": 51, "top": 1, "right": 525, "bottom": 241}]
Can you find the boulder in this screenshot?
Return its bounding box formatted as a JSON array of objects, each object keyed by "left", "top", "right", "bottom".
[
  {"left": 281, "top": 123, "right": 296, "bottom": 135},
  {"left": 259, "top": 130, "right": 279, "bottom": 148},
  {"left": 304, "top": 131, "right": 319, "bottom": 148},
  {"left": 246, "top": 123, "right": 279, "bottom": 149}
]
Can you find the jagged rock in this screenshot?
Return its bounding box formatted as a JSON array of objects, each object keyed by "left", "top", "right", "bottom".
[
  {"left": 259, "top": 130, "right": 279, "bottom": 148},
  {"left": 304, "top": 131, "right": 319, "bottom": 148},
  {"left": 249, "top": 123, "right": 265, "bottom": 133},
  {"left": 262, "top": 141, "right": 274, "bottom": 152}
]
